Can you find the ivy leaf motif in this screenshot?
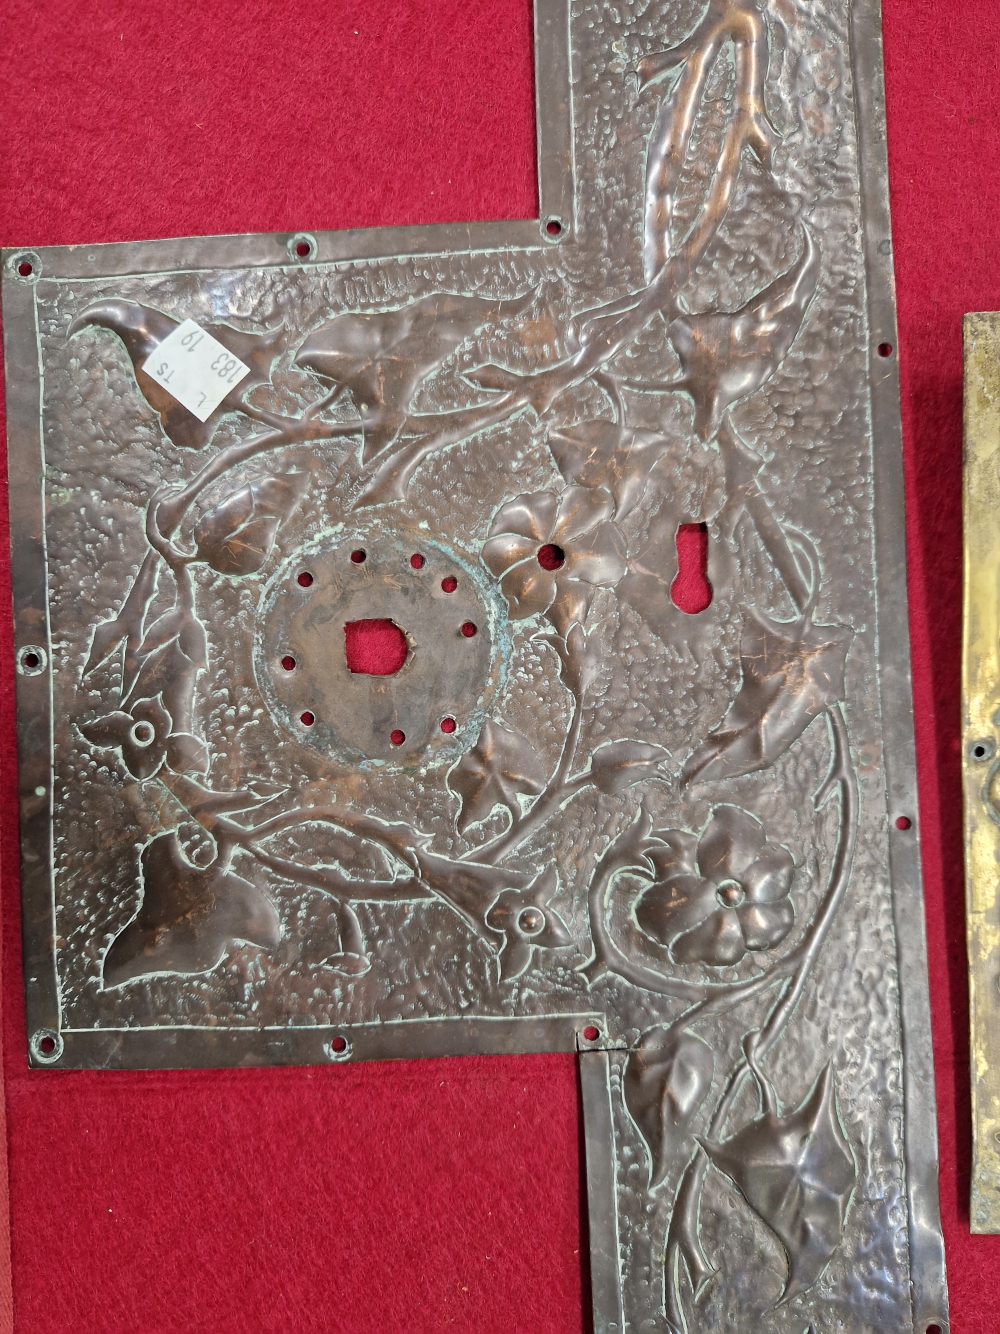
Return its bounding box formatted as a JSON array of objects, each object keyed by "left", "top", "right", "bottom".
[
  {"left": 624, "top": 1028, "right": 714, "bottom": 1188},
  {"left": 682, "top": 606, "right": 852, "bottom": 786},
  {"left": 68, "top": 301, "right": 283, "bottom": 450},
  {"left": 588, "top": 740, "right": 670, "bottom": 794},
  {"left": 447, "top": 720, "right": 547, "bottom": 834},
  {"left": 547, "top": 421, "right": 671, "bottom": 519},
  {"left": 103, "top": 831, "right": 280, "bottom": 988},
  {"left": 295, "top": 287, "right": 537, "bottom": 464},
  {"left": 699, "top": 1064, "right": 857, "bottom": 1303},
  {"left": 667, "top": 226, "right": 820, "bottom": 440},
  {"left": 193, "top": 473, "right": 309, "bottom": 575}
]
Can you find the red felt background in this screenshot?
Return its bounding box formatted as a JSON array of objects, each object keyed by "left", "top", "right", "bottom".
[{"left": 0, "top": 0, "right": 991, "bottom": 1328}]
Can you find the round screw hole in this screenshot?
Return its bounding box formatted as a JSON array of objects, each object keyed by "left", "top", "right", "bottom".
[
  {"left": 441, "top": 717, "right": 456, "bottom": 734},
  {"left": 545, "top": 217, "right": 564, "bottom": 238},
  {"left": 30, "top": 1028, "right": 62, "bottom": 1062},
  {"left": 326, "top": 1034, "right": 352, "bottom": 1060},
  {"left": 925, "top": 1325, "right": 943, "bottom": 1334},
  {"left": 130, "top": 722, "right": 155, "bottom": 746},
  {"left": 461, "top": 621, "right": 478, "bottom": 638},
  {"left": 281, "top": 655, "right": 296, "bottom": 672},
  {"left": 441, "top": 576, "right": 458, "bottom": 593},
  {"left": 582, "top": 1025, "right": 600, "bottom": 1042},
  {"left": 895, "top": 815, "right": 912, "bottom": 831},
  {"left": 17, "top": 645, "right": 46, "bottom": 675},
  {"left": 877, "top": 342, "right": 893, "bottom": 358},
  {"left": 410, "top": 553, "right": 425, "bottom": 569},
  {"left": 300, "top": 711, "right": 315, "bottom": 727},
  {"left": 350, "top": 549, "right": 367, "bottom": 564},
  {"left": 18, "top": 260, "right": 32, "bottom": 278},
  {"left": 297, "top": 571, "right": 314, "bottom": 588},
  {"left": 390, "top": 729, "right": 406, "bottom": 746},
  {"left": 287, "top": 233, "right": 317, "bottom": 262},
  {"left": 970, "top": 738, "right": 994, "bottom": 762},
  {"left": 537, "top": 543, "right": 565, "bottom": 571}
]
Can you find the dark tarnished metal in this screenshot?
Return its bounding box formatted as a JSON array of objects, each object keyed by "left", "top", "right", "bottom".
[{"left": 2, "top": 0, "right": 947, "bottom": 1327}]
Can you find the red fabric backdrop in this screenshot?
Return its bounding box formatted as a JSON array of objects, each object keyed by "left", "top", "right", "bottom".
[{"left": 0, "top": 0, "right": 990, "bottom": 1328}]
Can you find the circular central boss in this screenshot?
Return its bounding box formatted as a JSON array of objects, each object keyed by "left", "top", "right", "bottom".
[{"left": 255, "top": 529, "right": 507, "bottom": 767}]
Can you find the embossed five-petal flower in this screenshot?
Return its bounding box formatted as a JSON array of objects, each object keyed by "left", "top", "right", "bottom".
[
  {"left": 481, "top": 486, "right": 626, "bottom": 636},
  {"left": 485, "top": 870, "right": 573, "bottom": 981},
  {"left": 80, "top": 694, "right": 208, "bottom": 781},
  {"left": 635, "top": 805, "right": 794, "bottom": 966}
]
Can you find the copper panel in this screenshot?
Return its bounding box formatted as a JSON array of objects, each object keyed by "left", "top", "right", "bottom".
[{"left": 2, "top": 0, "right": 947, "bottom": 1327}]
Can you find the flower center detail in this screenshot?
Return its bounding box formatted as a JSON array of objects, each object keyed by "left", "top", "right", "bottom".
[
  {"left": 537, "top": 543, "right": 566, "bottom": 571},
  {"left": 130, "top": 721, "right": 155, "bottom": 747},
  {"left": 517, "top": 907, "right": 545, "bottom": 935},
  {"left": 716, "top": 879, "right": 745, "bottom": 908}
]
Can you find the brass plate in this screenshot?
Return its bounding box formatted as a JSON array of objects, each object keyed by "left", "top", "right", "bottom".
[
  {"left": 963, "top": 311, "right": 1000, "bottom": 1232},
  {"left": 3, "top": 0, "right": 948, "bottom": 1327}
]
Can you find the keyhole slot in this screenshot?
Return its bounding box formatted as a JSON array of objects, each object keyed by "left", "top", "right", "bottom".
[{"left": 671, "top": 523, "right": 712, "bottom": 614}]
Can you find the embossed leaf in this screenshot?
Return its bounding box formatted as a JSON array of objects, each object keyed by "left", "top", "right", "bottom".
[
  {"left": 699, "top": 1065, "right": 857, "bottom": 1302},
  {"left": 624, "top": 1028, "right": 714, "bottom": 1188},
  {"left": 638, "top": 0, "right": 778, "bottom": 282},
  {"left": 682, "top": 607, "right": 852, "bottom": 786},
  {"left": 547, "top": 421, "right": 671, "bottom": 519},
  {"left": 193, "top": 472, "right": 309, "bottom": 575},
  {"left": 448, "top": 720, "right": 547, "bottom": 834},
  {"left": 667, "top": 226, "right": 820, "bottom": 440},
  {"left": 124, "top": 609, "right": 208, "bottom": 736},
  {"left": 589, "top": 741, "right": 669, "bottom": 794},
  {"left": 68, "top": 300, "right": 283, "bottom": 450},
  {"left": 295, "top": 288, "right": 537, "bottom": 463},
  {"left": 84, "top": 551, "right": 160, "bottom": 677},
  {"left": 103, "top": 831, "right": 280, "bottom": 987},
  {"left": 320, "top": 901, "right": 372, "bottom": 977},
  {"left": 536, "top": 623, "right": 602, "bottom": 699}
]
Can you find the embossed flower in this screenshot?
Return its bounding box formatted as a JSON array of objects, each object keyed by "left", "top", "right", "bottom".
[
  {"left": 486, "top": 871, "right": 573, "bottom": 981},
  {"left": 481, "top": 486, "right": 626, "bottom": 636},
  {"left": 80, "top": 694, "right": 208, "bottom": 781},
  {"left": 634, "top": 805, "right": 794, "bottom": 966}
]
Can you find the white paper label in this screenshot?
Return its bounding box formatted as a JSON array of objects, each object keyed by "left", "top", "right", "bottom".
[{"left": 142, "top": 319, "right": 250, "bottom": 422}]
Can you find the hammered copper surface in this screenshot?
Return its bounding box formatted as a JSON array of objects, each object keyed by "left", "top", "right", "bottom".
[{"left": 2, "top": 0, "right": 947, "bottom": 1328}]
